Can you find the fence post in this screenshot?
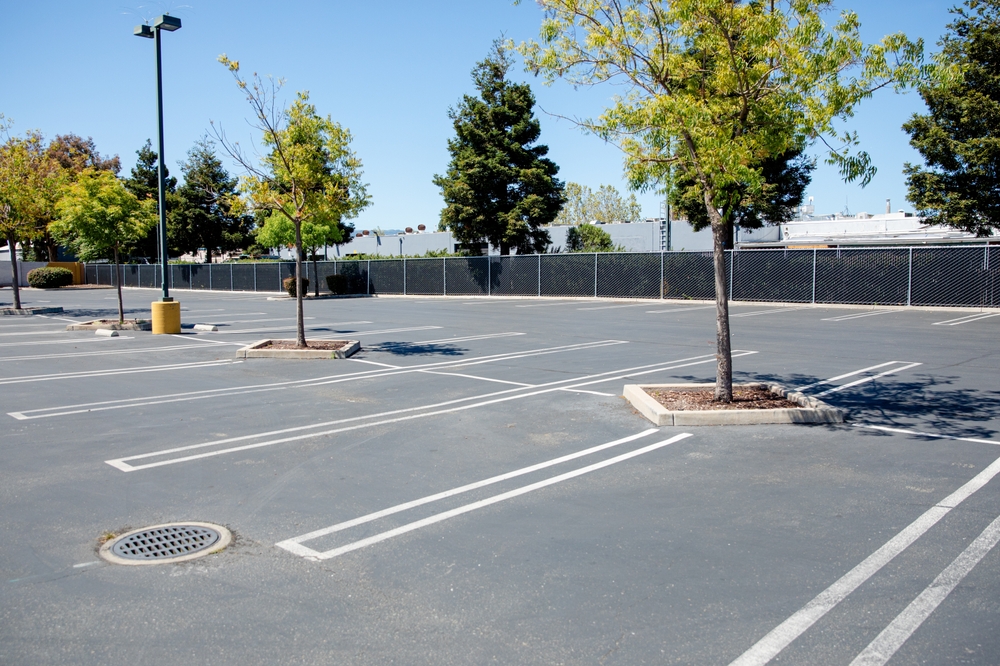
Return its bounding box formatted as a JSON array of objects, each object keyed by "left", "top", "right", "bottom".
[
  {"left": 367, "top": 260, "right": 371, "bottom": 295},
  {"left": 443, "top": 257, "right": 447, "bottom": 296},
  {"left": 403, "top": 257, "right": 407, "bottom": 296},
  {"left": 811, "top": 248, "right": 817, "bottom": 304},
  {"left": 487, "top": 255, "right": 491, "bottom": 297},
  {"left": 660, "top": 251, "right": 665, "bottom": 299},
  {"left": 594, "top": 253, "right": 598, "bottom": 298},
  {"left": 907, "top": 247, "right": 913, "bottom": 306},
  {"left": 728, "top": 250, "right": 734, "bottom": 299},
  {"left": 537, "top": 254, "right": 541, "bottom": 297},
  {"left": 253, "top": 263, "right": 257, "bottom": 292},
  {"left": 231, "top": 263, "right": 234, "bottom": 291}
]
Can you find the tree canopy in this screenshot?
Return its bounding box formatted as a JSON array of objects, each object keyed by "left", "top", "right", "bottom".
[
  {"left": 434, "top": 40, "right": 565, "bottom": 255},
  {"left": 0, "top": 127, "right": 49, "bottom": 308},
  {"left": 520, "top": 0, "right": 925, "bottom": 400},
  {"left": 123, "top": 139, "right": 181, "bottom": 260},
  {"left": 566, "top": 223, "right": 622, "bottom": 252},
  {"left": 904, "top": 0, "right": 1000, "bottom": 236},
  {"left": 554, "top": 183, "right": 642, "bottom": 226}
]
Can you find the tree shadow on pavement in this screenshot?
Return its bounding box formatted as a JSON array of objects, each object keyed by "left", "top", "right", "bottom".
[
  {"left": 362, "top": 341, "right": 466, "bottom": 357},
  {"left": 64, "top": 308, "right": 149, "bottom": 319}
]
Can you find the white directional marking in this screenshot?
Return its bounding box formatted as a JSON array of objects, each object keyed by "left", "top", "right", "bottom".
[{"left": 932, "top": 312, "right": 1000, "bottom": 326}]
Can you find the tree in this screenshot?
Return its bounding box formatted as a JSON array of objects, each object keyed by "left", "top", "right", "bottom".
[
  {"left": 255, "top": 212, "right": 346, "bottom": 296},
  {"left": 434, "top": 39, "right": 565, "bottom": 255},
  {"left": 123, "top": 139, "right": 180, "bottom": 260},
  {"left": 672, "top": 149, "right": 815, "bottom": 249},
  {"left": 554, "top": 182, "right": 642, "bottom": 225},
  {"left": 0, "top": 127, "right": 48, "bottom": 309},
  {"left": 904, "top": 0, "right": 1000, "bottom": 236},
  {"left": 172, "top": 137, "right": 253, "bottom": 263},
  {"left": 520, "top": 0, "right": 924, "bottom": 401},
  {"left": 214, "top": 56, "right": 371, "bottom": 347},
  {"left": 566, "top": 223, "right": 622, "bottom": 252},
  {"left": 51, "top": 170, "right": 156, "bottom": 323}
]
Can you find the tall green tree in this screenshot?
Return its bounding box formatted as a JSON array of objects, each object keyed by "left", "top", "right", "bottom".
[
  {"left": 434, "top": 40, "right": 565, "bottom": 255},
  {"left": 566, "top": 223, "right": 622, "bottom": 252},
  {"left": 0, "top": 127, "right": 49, "bottom": 309},
  {"left": 51, "top": 170, "right": 156, "bottom": 323},
  {"left": 173, "top": 137, "right": 252, "bottom": 263},
  {"left": 215, "top": 56, "right": 371, "bottom": 347},
  {"left": 520, "top": 0, "right": 924, "bottom": 401},
  {"left": 672, "top": 149, "right": 815, "bottom": 249},
  {"left": 123, "top": 139, "right": 180, "bottom": 260},
  {"left": 554, "top": 182, "right": 642, "bottom": 225},
  {"left": 904, "top": 0, "right": 1000, "bottom": 236},
  {"left": 255, "top": 212, "right": 346, "bottom": 296}
]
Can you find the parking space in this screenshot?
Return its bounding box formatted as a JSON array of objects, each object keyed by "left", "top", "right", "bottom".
[{"left": 1, "top": 286, "right": 998, "bottom": 664}]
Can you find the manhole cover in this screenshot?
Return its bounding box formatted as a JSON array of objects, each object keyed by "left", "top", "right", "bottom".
[{"left": 100, "top": 522, "right": 232, "bottom": 565}]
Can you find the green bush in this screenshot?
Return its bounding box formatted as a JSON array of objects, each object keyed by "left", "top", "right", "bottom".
[
  {"left": 282, "top": 276, "right": 309, "bottom": 297},
  {"left": 27, "top": 267, "right": 74, "bottom": 288},
  {"left": 326, "top": 274, "right": 349, "bottom": 295}
]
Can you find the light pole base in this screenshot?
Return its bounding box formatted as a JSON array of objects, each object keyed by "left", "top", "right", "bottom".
[{"left": 151, "top": 300, "right": 181, "bottom": 334}]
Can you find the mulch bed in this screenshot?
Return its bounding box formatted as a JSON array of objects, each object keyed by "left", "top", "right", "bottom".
[
  {"left": 260, "top": 340, "right": 352, "bottom": 350},
  {"left": 646, "top": 386, "right": 801, "bottom": 411}
]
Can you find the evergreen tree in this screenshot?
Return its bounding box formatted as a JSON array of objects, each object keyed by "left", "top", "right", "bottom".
[
  {"left": 434, "top": 40, "right": 564, "bottom": 255},
  {"left": 173, "top": 137, "right": 252, "bottom": 263},
  {"left": 124, "top": 139, "right": 184, "bottom": 260},
  {"left": 904, "top": 0, "right": 1000, "bottom": 236},
  {"left": 671, "top": 149, "right": 815, "bottom": 249}
]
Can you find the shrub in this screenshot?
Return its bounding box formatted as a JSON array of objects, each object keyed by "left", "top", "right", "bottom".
[
  {"left": 27, "top": 267, "right": 74, "bottom": 288},
  {"left": 282, "top": 276, "right": 309, "bottom": 297},
  {"left": 326, "top": 274, "right": 349, "bottom": 295}
]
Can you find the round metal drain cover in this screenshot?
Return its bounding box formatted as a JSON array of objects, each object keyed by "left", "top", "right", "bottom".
[{"left": 100, "top": 522, "right": 231, "bottom": 565}]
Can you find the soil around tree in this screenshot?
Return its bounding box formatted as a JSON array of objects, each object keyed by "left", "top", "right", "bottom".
[
  {"left": 66, "top": 319, "right": 151, "bottom": 331},
  {"left": 259, "top": 340, "right": 352, "bottom": 350},
  {"left": 645, "top": 386, "right": 801, "bottom": 411}
]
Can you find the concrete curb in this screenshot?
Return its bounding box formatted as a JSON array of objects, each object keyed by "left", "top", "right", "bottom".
[
  {"left": 0, "top": 306, "right": 64, "bottom": 316},
  {"left": 623, "top": 382, "right": 845, "bottom": 426},
  {"left": 66, "top": 319, "right": 152, "bottom": 331},
  {"left": 236, "top": 339, "right": 361, "bottom": 359}
]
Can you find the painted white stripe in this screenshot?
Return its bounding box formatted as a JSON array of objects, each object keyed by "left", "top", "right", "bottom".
[
  {"left": 280, "top": 433, "right": 692, "bottom": 560},
  {"left": 0, "top": 359, "right": 238, "bottom": 386},
  {"left": 852, "top": 424, "right": 999, "bottom": 446},
  {"left": 728, "top": 454, "right": 1000, "bottom": 666},
  {"left": 850, "top": 512, "right": 1000, "bottom": 666},
  {"left": 821, "top": 310, "right": 895, "bottom": 322},
  {"left": 577, "top": 303, "right": 647, "bottom": 311},
  {"left": 559, "top": 388, "right": 615, "bottom": 396},
  {"left": 419, "top": 370, "right": 534, "bottom": 387},
  {"left": 312, "top": 325, "right": 441, "bottom": 338},
  {"left": 211, "top": 320, "right": 372, "bottom": 335},
  {"left": 0, "top": 342, "right": 242, "bottom": 363},
  {"left": 105, "top": 352, "right": 753, "bottom": 471},
  {"left": 0, "top": 329, "right": 74, "bottom": 337},
  {"left": 795, "top": 362, "right": 902, "bottom": 391},
  {"left": 346, "top": 358, "right": 401, "bottom": 369},
  {"left": 645, "top": 305, "right": 716, "bottom": 314},
  {"left": 279, "top": 429, "right": 658, "bottom": 550},
  {"left": 515, "top": 301, "right": 576, "bottom": 308},
  {"left": 932, "top": 312, "right": 1000, "bottom": 326},
  {"left": 731, "top": 306, "right": 810, "bottom": 318},
  {"left": 17, "top": 340, "right": 628, "bottom": 419},
  {"left": 814, "top": 363, "right": 922, "bottom": 397},
  {"left": 0, "top": 336, "right": 133, "bottom": 348},
  {"left": 202, "top": 316, "right": 316, "bottom": 325},
  {"left": 419, "top": 332, "right": 525, "bottom": 344}
]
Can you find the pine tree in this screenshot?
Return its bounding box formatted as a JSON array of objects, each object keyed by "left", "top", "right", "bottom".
[
  {"left": 434, "top": 40, "right": 564, "bottom": 255},
  {"left": 904, "top": 0, "right": 1000, "bottom": 236},
  {"left": 173, "top": 137, "right": 252, "bottom": 263},
  {"left": 123, "top": 139, "right": 179, "bottom": 260}
]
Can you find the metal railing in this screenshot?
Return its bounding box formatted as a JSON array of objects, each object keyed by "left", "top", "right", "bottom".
[{"left": 85, "top": 245, "right": 999, "bottom": 308}]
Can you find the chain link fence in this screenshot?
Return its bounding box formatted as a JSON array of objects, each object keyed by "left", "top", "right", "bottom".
[{"left": 84, "top": 246, "right": 999, "bottom": 308}]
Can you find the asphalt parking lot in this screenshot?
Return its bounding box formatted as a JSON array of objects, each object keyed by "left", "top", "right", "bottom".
[{"left": 1, "top": 285, "right": 998, "bottom": 665}]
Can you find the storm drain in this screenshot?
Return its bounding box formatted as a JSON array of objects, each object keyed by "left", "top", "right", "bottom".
[{"left": 100, "top": 522, "right": 232, "bottom": 565}]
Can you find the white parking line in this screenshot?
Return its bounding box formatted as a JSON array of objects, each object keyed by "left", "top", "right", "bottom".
[
  {"left": 0, "top": 329, "right": 69, "bottom": 337},
  {"left": 852, "top": 424, "right": 998, "bottom": 446},
  {"left": 821, "top": 310, "right": 895, "bottom": 322},
  {"left": 848, "top": 513, "right": 1000, "bottom": 666},
  {"left": 559, "top": 388, "right": 615, "bottom": 396},
  {"left": 577, "top": 303, "right": 647, "bottom": 311},
  {"left": 729, "top": 444, "right": 1000, "bottom": 666},
  {"left": 313, "top": 325, "right": 442, "bottom": 338},
  {"left": 277, "top": 432, "right": 692, "bottom": 560},
  {"left": 346, "top": 359, "right": 401, "bottom": 369},
  {"left": 515, "top": 301, "right": 576, "bottom": 308},
  {"left": 646, "top": 305, "right": 715, "bottom": 314},
  {"left": 0, "top": 359, "right": 239, "bottom": 386},
  {"left": 0, "top": 342, "right": 242, "bottom": 363},
  {"left": 731, "top": 306, "right": 810, "bottom": 318},
  {"left": 0, "top": 336, "right": 133, "bottom": 348},
  {"left": 16, "top": 341, "right": 628, "bottom": 420},
  {"left": 211, "top": 320, "right": 372, "bottom": 335},
  {"left": 813, "top": 363, "right": 922, "bottom": 397},
  {"left": 104, "top": 351, "right": 753, "bottom": 471},
  {"left": 419, "top": 370, "right": 534, "bottom": 387},
  {"left": 932, "top": 312, "right": 1000, "bottom": 326},
  {"left": 279, "top": 428, "right": 659, "bottom": 556},
  {"left": 796, "top": 362, "right": 908, "bottom": 392},
  {"left": 419, "top": 332, "right": 525, "bottom": 344}
]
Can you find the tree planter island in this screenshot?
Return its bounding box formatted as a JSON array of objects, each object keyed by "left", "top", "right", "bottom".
[{"left": 236, "top": 339, "right": 360, "bottom": 360}]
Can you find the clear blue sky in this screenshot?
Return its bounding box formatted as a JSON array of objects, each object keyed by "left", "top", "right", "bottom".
[{"left": 2, "top": 1, "right": 956, "bottom": 229}]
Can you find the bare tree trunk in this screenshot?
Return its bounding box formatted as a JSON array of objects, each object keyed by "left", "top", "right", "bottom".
[
  {"left": 113, "top": 245, "right": 124, "bottom": 324},
  {"left": 704, "top": 186, "right": 733, "bottom": 403},
  {"left": 7, "top": 233, "right": 22, "bottom": 310},
  {"left": 294, "top": 222, "right": 306, "bottom": 347}
]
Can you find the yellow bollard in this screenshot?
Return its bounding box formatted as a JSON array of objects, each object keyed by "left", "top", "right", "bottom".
[{"left": 151, "top": 300, "right": 181, "bottom": 334}]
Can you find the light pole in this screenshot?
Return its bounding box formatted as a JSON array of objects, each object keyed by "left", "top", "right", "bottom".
[{"left": 134, "top": 15, "right": 182, "bottom": 334}]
